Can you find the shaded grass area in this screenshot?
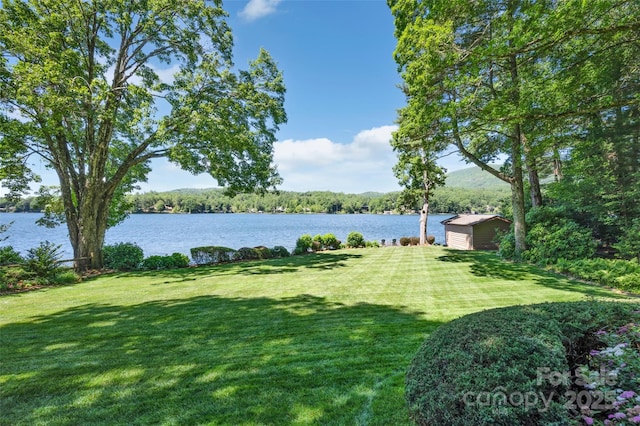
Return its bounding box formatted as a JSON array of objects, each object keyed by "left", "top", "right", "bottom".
[
  {"left": 0, "top": 247, "right": 631, "bottom": 425},
  {"left": 1, "top": 295, "right": 434, "bottom": 425}
]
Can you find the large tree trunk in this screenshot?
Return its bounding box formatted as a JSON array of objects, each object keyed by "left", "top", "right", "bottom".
[
  {"left": 522, "top": 133, "right": 543, "bottom": 208},
  {"left": 511, "top": 172, "right": 527, "bottom": 258},
  {"left": 527, "top": 162, "right": 543, "bottom": 208},
  {"left": 511, "top": 129, "right": 527, "bottom": 258},
  {"left": 65, "top": 182, "right": 111, "bottom": 271},
  {"left": 74, "top": 211, "right": 108, "bottom": 271},
  {"left": 419, "top": 201, "right": 429, "bottom": 245}
]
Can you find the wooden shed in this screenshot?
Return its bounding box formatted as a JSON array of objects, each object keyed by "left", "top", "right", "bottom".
[{"left": 441, "top": 214, "right": 512, "bottom": 250}]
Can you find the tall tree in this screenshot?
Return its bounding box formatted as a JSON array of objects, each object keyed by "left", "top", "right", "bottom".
[
  {"left": 0, "top": 0, "right": 286, "bottom": 270},
  {"left": 544, "top": 0, "right": 640, "bottom": 245},
  {"left": 392, "top": 134, "right": 446, "bottom": 245},
  {"left": 389, "top": 0, "right": 640, "bottom": 258}
]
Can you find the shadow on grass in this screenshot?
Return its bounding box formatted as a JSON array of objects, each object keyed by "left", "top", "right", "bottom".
[
  {"left": 436, "top": 249, "right": 626, "bottom": 299},
  {"left": 0, "top": 293, "right": 436, "bottom": 425},
  {"left": 109, "top": 252, "right": 365, "bottom": 283}
]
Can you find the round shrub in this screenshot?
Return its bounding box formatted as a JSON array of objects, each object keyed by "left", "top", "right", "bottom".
[
  {"left": 323, "top": 233, "right": 340, "bottom": 250},
  {"left": 103, "top": 242, "right": 144, "bottom": 271},
  {"left": 313, "top": 234, "right": 325, "bottom": 249},
  {"left": 406, "top": 301, "right": 639, "bottom": 426},
  {"left": 294, "top": 234, "right": 313, "bottom": 255},
  {"left": 400, "top": 237, "right": 411, "bottom": 246},
  {"left": 426, "top": 235, "right": 436, "bottom": 245},
  {"left": 270, "top": 246, "right": 290, "bottom": 258},
  {"left": 169, "top": 252, "right": 190, "bottom": 268},
  {"left": 346, "top": 231, "right": 365, "bottom": 248}
]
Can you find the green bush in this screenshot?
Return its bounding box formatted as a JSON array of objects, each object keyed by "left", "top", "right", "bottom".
[
  {"left": 553, "top": 258, "right": 640, "bottom": 293},
  {"left": 426, "top": 235, "right": 436, "bottom": 245},
  {"left": 50, "top": 269, "right": 81, "bottom": 285},
  {"left": 497, "top": 229, "right": 516, "bottom": 259},
  {"left": 294, "top": 234, "right": 313, "bottom": 255},
  {"left": 141, "top": 253, "right": 190, "bottom": 270},
  {"left": 103, "top": 242, "right": 144, "bottom": 271},
  {"left": 365, "top": 240, "right": 380, "bottom": 248},
  {"left": 400, "top": 237, "right": 421, "bottom": 246},
  {"left": 24, "top": 241, "right": 62, "bottom": 278},
  {"left": 323, "top": 233, "right": 340, "bottom": 250},
  {"left": 141, "top": 255, "right": 165, "bottom": 270},
  {"left": 190, "top": 246, "right": 236, "bottom": 265},
  {"left": 0, "top": 266, "right": 29, "bottom": 291},
  {"left": 346, "top": 231, "right": 365, "bottom": 248},
  {"left": 270, "top": 246, "right": 290, "bottom": 258},
  {"left": 253, "top": 246, "right": 272, "bottom": 259},
  {"left": 234, "top": 247, "right": 261, "bottom": 261},
  {"left": 614, "top": 217, "right": 640, "bottom": 263},
  {"left": 169, "top": 252, "right": 190, "bottom": 268},
  {"left": 406, "top": 301, "right": 639, "bottom": 426},
  {"left": 0, "top": 246, "right": 23, "bottom": 265}
]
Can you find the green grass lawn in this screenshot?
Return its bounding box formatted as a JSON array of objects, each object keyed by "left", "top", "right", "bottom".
[{"left": 0, "top": 247, "right": 632, "bottom": 425}]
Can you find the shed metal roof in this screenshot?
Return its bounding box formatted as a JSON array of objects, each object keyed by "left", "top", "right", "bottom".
[{"left": 440, "top": 214, "right": 511, "bottom": 226}]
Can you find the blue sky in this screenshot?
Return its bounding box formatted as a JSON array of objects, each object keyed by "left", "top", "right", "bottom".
[{"left": 24, "top": 0, "right": 469, "bottom": 196}]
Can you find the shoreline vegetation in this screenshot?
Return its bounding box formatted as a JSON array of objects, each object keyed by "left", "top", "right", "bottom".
[{"left": 0, "top": 186, "right": 510, "bottom": 216}]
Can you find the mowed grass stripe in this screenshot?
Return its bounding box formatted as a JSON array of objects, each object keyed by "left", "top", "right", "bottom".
[{"left": 0, "top": 247, "right": 629, "bottom": 425}]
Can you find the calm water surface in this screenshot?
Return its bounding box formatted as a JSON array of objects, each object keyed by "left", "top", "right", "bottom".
[{"left": 1, "top": 213, "right": 449, "bottom": 258}]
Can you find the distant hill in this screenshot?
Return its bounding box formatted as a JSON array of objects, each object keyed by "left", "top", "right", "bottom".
[{"left": 445, "top": 165, "right": 510, "bottom": 190}]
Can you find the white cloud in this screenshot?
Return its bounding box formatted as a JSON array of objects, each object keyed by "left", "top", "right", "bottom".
[
  {"left": 239, "top": 0, "right": 282, "bottom": 21},
  {"left": 274, "top": 125, "right": 401, "bottom": 193}
]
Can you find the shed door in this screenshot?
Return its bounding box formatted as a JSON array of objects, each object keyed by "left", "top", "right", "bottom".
[{"left": 445, "top": 225, "right": 472, "bottom": 250}]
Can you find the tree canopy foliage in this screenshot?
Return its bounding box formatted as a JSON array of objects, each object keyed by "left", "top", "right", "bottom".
[
  {"left": 0, "top": 0, "right": 286, "bottom": 270},
  {"left": 389, "top": 0, "right": 640, "bottom": 257}
]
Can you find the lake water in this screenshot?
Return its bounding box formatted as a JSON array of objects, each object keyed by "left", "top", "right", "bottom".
[{"left": 0, "top": 213, "right": 451, "bottom": 259}]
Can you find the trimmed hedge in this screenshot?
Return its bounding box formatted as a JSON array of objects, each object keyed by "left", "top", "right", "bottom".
[
  {"left": 234, "top": 247, "right": 261, "bottom": 261},
  {"left": 190, "top": 246, "right": 236, "bottom": 265},
  {"left": 141, "top": 253, "right": 190, "bottom": 270},
  {"left": 400, "top": 237, "right": 421, "bottom": 246},
  {"left": 406, "top": 301, "right": 640, "bottom": 425}
]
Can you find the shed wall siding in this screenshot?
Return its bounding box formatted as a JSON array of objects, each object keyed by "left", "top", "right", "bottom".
[
  {"left": 445, "top": 225, "right": 473, "bottom": 250},
  {"left": 472, "top": 220, "right": 511, "bottom": 250}
]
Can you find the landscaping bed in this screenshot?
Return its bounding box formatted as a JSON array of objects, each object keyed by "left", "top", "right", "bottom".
[{"left": 406, "top": 301, "right": 640, "bottom": 425}]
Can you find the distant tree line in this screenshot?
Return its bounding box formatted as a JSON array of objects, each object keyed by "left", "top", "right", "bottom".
[{"left": 0, "top": 187, "right": 510, "bottom": 216}]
